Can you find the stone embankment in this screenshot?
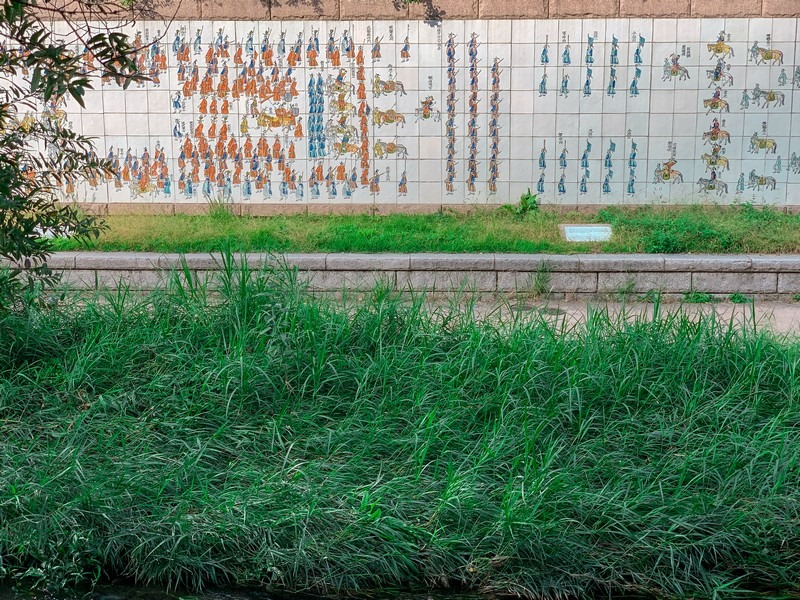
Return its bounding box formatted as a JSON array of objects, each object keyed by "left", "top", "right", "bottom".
[{"left": 31, "top": 253, "right": 800, "bottom": 299}]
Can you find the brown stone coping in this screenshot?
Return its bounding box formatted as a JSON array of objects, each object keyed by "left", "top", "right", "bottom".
[
  {"left": 70, "top": 202, "right": 800, "bottom": 217},
  {"left": 196, "top": 0, "right": 791, "bottom": 19},
  {"left": 47, "top": 0, "right": 790, "bottom": 20}
]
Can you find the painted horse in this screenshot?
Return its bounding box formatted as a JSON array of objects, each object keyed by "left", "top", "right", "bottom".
[
  {"left": 748, "top": 170, "right": 776, "bottom": 191},
  {"left": 372, "top": 109, "right": 406, "bottom": 127},
  {"left": 703, "top": 97, "right": 730, "bottom": 114},
  {"left": 750, "top": 45, "right": 783, "bottom": 65},
  {"left": 662, "top": 62, "right": 690, "bottom": 82},
  {"left": 754, "top": 89, "right": 785, "bottom": 109},
  {"left": 373, "top": 141, "right": 409, "bottom": 158},
  {"left": 700, "top": 153, "right": 729, "bottom": 171},
  {"left": 702, "top": 129, "right": 731, "bottom": 144},
  {"left": 654, "top": 164, "right": 684, "bottom": 184},
  {"left": 697, "top": 178, "right": 728, "bottom": 196},
  {"left": 372, "top": 75, "right": 407, "bottom": 96},
  {"left": 749, "top": 134, "right": 778, "bottom": 154},
  {"left": 706, "top": 69, "right": 733, "bottom": 87},
  {"left": 707, "top": 41, "right": 734, "bottom": 59}
]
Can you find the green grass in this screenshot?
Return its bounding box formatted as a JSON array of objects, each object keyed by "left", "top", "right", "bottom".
[
  {"left": 2, "top": 258, "right": 800, "bottom": 598},
  {"left": 729, "top": 293, "right": 754, "bottom": 304},
  {"left": 683, "top": 291, "right": 717, "bottom": 304},
  {"left": 51, "top": 203, "right": 800, "bottom": 254}
]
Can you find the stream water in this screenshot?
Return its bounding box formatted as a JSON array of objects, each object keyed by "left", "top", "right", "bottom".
[
  {"left": 0, "top": 586, "right": 658, "bottom": 600},
  {"left": 0, "top": 587, "right": 505, "bottom": 600}
]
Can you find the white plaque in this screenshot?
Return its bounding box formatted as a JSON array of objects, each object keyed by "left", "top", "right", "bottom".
[{"left": 560, "top": 224, "right": 613, "bottom": 242}]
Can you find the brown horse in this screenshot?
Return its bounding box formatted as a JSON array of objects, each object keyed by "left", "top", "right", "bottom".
[
  {"left": 749, "top": 134, "right": 778, "bottom": 154},
  {"left": 654, "top": 166, "right": 683, "bottom": 184},
  {"left": 373, "top": 109, "right": 406, "bottom": 127},
  {"left": 750, "top": 45, "right": 783, "bottom": 66},
  {"left": 700, "top": 153, "right": 729, "bottom": 171},
  {"left": 702, "top": 129, "right": 731, "bottom": 144},
  {"left": 373, "top": 141, "right": 409, "bottom": 158},
  {"left": 707, "top": 41, "right": 734, "bottom": 59},
  {"left": 703, "top": 98, "right": 730, "bottom": 114},
  {"left": 333, "top": 141, "right": 360, "bottom": 157},
  {"left": 373, "top": 75, "right": 407, "bottom": 96}
]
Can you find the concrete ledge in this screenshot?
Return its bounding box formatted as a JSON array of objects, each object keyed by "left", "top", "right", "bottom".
[
  {"left": 69, "top": 251, "right": 160, "bottom": 270},
  {"left": 750, "top": 256, "right": 800, "bottom": 272},
  {"left": 156, "top": 253, "right": 222, "bottom": 270},
  {"left": 153, "top": 253, "right": 328, "bottom": 271},
  {"left": 579, "top": 254, "right": 665, "bottom": 272},
  {"left": 283, "top": 254, "right": 329, "bottom": 270},
  {"left": 326, "top": 253, "right": 410, "bottom": 271},
  {"left": 43, "top": 254, "right": 77, "bottom": 269},
  {"left": 664, "top": 255, "right": 752, "bottom": 272},
  {"left": 7, "top": 252, "right": 800, "bottom": 299},
  {"left": 409, "top": 253, "right": 496, "bottom": 271},
  {"left": 71, "top": 203, "right": 800, "bottom": 216},
  {"left": 494, "top": 254, "right": 580, "bottom": 272}
]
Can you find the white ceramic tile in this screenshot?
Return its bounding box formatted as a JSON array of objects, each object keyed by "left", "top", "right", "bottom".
[
  {"left": 748, "top": 18, "right": 773, "bottom": 44},
  {"left": 772, "top": 19, "right": 797, "bottom": 43},
  {"left": 34, "top": 17, "right": 799, "bottom": 207},
  {"left": 722, "top": 19, "right": 748, "bottom": 44},
  {"left": 579, "top": 113, "right": 602, "bottom": 137},
  {"left": 510, "top": 42, "right": 536, "bottom": 68},
  {"left": 417, "top": 21, "right": 442, "bottom": 45},
  {"left": 648, "top": 90, "right": 673, "bottom": 115},
  {"left": 506, "top": 89, "right": 530, "bottom": 114},
  {"left": 418, "top": 44, "right": 442, "bottom": 68},
  {"left": 512, "top": 20, "right": 536, "bottom": 42},
  {"left": 508, "top": 65, "right": 534, "bottom": 91},
  {"left": 104, "top": 113, "right": 127, "bottom": 136},
  {"left": 701, "top": 19, "right": 727, "bottom": 45}
]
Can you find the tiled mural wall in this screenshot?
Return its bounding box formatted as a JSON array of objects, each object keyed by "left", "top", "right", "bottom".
[{"left": 25, "top": 19, "right": 800, "bottom": 205}]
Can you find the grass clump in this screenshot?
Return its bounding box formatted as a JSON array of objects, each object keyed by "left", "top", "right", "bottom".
[
  {"left": 639, "top": 289, "right": 663, "bottom": 304},
  {"left": 683, "top": 290, "right": 717, "bottom": 303},
  {"left": 500, "top": 189, "right": 540, "bottom": 220},
  {"left": 50, "top": 204, "right": 800, "bottom": 254},
  {"left": 2, "top": 259, "right": 800, "bottom": 598},
  {"left": 729, "top": 292, "right": 754, "bottom": 304}
]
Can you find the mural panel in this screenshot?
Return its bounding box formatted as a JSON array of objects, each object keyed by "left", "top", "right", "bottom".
[{"left": 10, "top": 18, "right": 800, "bottom": 205}]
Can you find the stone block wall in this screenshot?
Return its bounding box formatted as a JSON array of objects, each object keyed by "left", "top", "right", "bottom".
[{"left": 27, "top": 252, "right": 800, "bottom": 299}]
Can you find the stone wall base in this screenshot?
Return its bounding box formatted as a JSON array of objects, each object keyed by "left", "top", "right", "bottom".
[
  {"left": 71, "top": 203, "right": 800, "bottom": 217},
  {"left": 14, "top": 252, "right": 800, "bottom": 300}
]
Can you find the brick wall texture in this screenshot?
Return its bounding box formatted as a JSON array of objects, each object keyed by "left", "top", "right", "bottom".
[{"left": 162, "top": 0, "right": 797, "bottom": 19}]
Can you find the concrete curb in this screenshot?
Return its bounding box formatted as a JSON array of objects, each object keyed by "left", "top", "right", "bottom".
[
  {"left": 7, "top": 252, "right": 800, "bottom": 298},
  {"left": 72, "top": 202, "right": 800, "bottom": 216}
]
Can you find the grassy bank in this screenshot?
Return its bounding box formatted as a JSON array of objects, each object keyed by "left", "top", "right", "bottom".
[
  {"left": 2, "top": 260, "right": 800, "bottom": 598},
  {"left": 53, "top": 204, "right": 800, "bottom": 254}
]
